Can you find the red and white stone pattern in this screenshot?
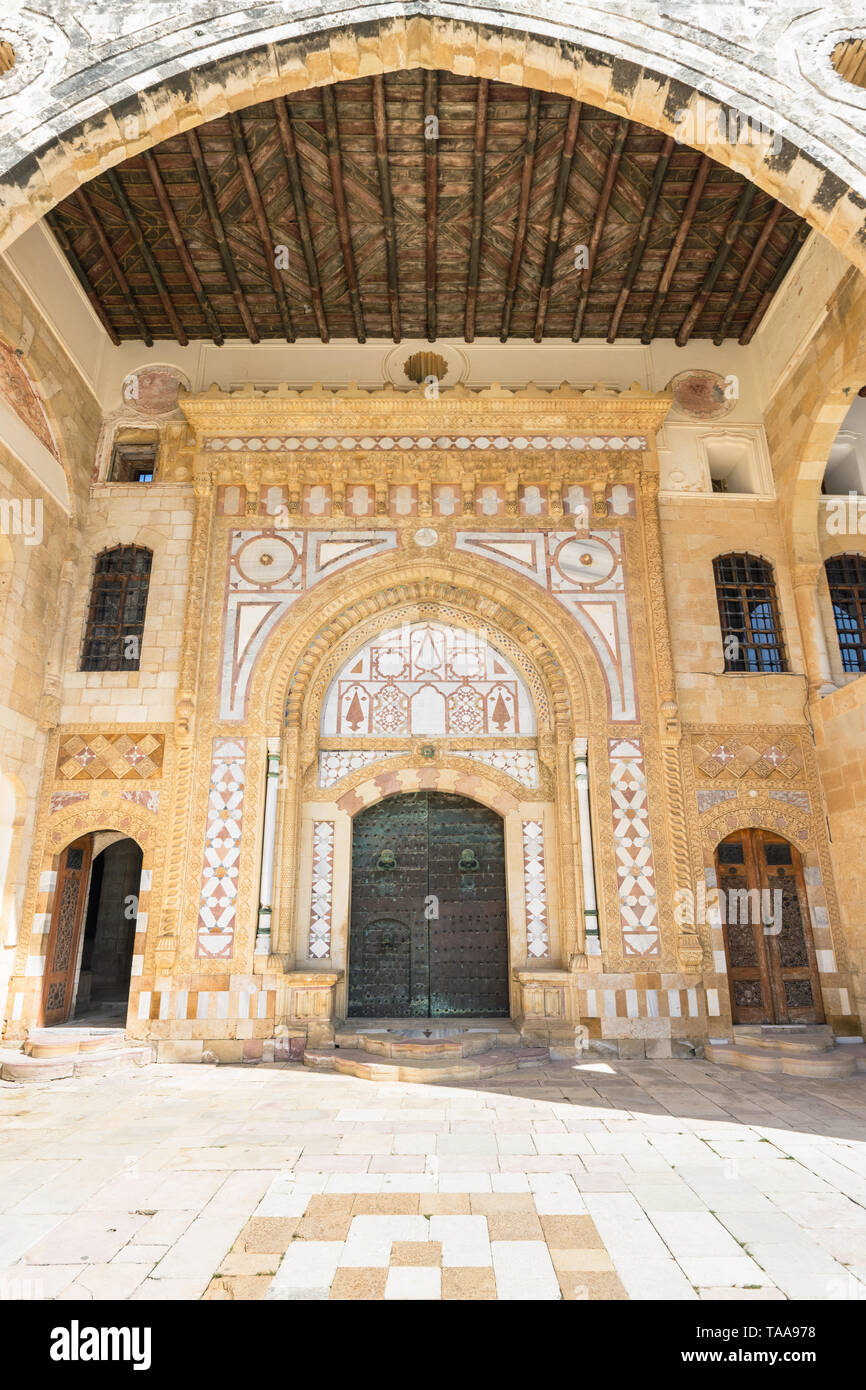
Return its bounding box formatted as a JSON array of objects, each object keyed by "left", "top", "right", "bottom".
[
  {"left": 220, "top": 529, "right": 397, "bottom": 720},
  {"left": 308, "top": 821, "right": 335, "bottom": 959},
  {"left": 456, "top": 529, "right": 636, "bottom": 722},
  {"left": 49, "top": 790, "right": 89, "bottom": 814},
  {"left": 204, "top": 433, "right": 647, "bottom": 454},
  {"left": 321, "top": 621, "right": 535, "bottom": 739},
  {"left": 120, "top": 788, "right": 160, "bottom": 811},
  {"left": 461, "top": 749, "right": 539, "bottom": 788},
  {"left": 521, "top": 820, "right": 550, "bottom": 958},
  {"left": 196, "top": 738, "right": 246, "bottom": 959},
  {"left": 318, "top": 750, "right": 401, "bottom": 788},
  {"left": 608, "top": 738, "right": 660, "bottom": 957}
]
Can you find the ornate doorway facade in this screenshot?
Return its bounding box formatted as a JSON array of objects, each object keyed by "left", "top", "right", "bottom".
[
  {"left": 348, "top": 791, "right": 509, "bottom": 1018},
  {"left": 716, "top": 829, "right": 824, "bottom": 1025}
]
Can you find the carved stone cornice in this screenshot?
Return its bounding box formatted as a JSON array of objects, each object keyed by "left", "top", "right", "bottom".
[{"left": 179, "top": 381, "right": 674, "bottom": 443}]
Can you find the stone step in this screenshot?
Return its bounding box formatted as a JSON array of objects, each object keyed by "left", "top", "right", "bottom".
[
  {"left": 0, "top": 1044, "right": 154, "bottom": 1084},
  {"left": 704, "top": 1039, "right": 859, "bottom": 1078},
  {"left": 733, "top": 1024, "right": 837, "bottom": 1055},
  {"left": 336, "top": 1028, "right": 506, "bottom": 1060},
  {"left": 304, "top": 1045, "right": 548, "bottom": 1084},
  {"left": 24, "top": 1027, "right": 127, "bottom": 1059}
]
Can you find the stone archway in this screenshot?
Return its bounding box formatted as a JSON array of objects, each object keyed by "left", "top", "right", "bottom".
[{"left": 2, "top": 12, "right": 866, "bottom": 275}]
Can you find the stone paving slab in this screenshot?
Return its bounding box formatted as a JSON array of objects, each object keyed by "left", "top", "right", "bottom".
[{"left": 1, "top": 1057, "right": 866, "bottom": 1299}]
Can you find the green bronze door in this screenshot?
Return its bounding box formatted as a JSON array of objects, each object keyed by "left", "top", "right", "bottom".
[{"left": 348, "top": 791, "right": 509, "bottom": 1018}]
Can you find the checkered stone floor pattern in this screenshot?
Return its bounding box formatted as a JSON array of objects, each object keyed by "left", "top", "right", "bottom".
[{"left": 2, "top": 1056, "right": 866, "bottom": 1301}]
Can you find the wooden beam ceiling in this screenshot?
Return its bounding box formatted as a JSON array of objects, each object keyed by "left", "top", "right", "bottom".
[{"left": 47, "top": 70, "right": 811, "bottom": 346}]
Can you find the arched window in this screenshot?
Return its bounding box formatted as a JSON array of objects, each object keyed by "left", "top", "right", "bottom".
[
  {"left": 826, "top": 553, "right": 866, "bottom": 673},
  {"left": 81, "top": 546, "right": 152, "bottom": 672},
  {"left": 713, "top": 553, "right": 787, "bottom": 673}
]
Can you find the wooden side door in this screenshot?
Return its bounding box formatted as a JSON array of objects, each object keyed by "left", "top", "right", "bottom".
[
  {"left": 717, "top": 832, "right": 774, "bottom": 1023},
  {"left": 717, "top": 829, "right": 824, "bottom": 1025},
  {"left": 41, "top": 836, "right": 93, "bottom": 1025},
  {"left": 757, "top": 832, "right": 824, "bottom": 1024}
]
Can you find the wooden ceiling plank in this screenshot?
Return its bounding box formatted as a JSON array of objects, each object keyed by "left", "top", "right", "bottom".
[
  {"left": 272, "top": 99, "right": 330, "bottom": 341},
  {"left": 227, "top": 111, "right": 295, "bottom": 342},
  {"left": 74, "top": 187, "right": 154, "bottom": 345},
  {"left": 500, "top": 90, "right": 541, "bottom": 342},
  {"left": 320, "top": 85, "right": 366, "bottom": 342},
  {"left": 424, "top": 70, "right": 439, "bottom": 342},
  {"left": 185, "top": 128, "right": 260, "bottom": 343},
  {"left": 104, "top": 168, "right": 188, "bottom": 345},
  {"left": 675, "top": 181, "right": 758, "bottom": 345},
  {"left": 44, "top": 211, "right": 123, "bottom": 346},
  {"left": 712, "top": 201, "right": 783, "bottom": 345},
  {"left": 142, "top": 151, "right": 224, "bottom": 345},
  {"left": 739, "top": 221, "right": 810, "bottom": 345},
  {"left": 533, "top": 98, "right": 582, "bottom": 341},
  {"left": 607, "top": 134, "right": 675, "bottom": 343},
  {"left": 570, "top": 116, "right": 629, "bottom": 343},
  {"left": 640, "top": 153, "right": 712, "bottom": 343},
  {"left": 371, "top": 75, "right": 401, "bottom": 343},
  {"left": 464, "top": 77, "right": 489, "bottom": 343}
]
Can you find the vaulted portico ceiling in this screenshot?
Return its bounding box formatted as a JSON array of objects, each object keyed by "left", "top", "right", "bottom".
[{"left": 44, "top": 71, "right": 809, "bottom": 349}]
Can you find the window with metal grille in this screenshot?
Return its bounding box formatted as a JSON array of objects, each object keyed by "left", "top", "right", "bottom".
[
  {"left": 713, "top": 553, "right": 787, "bottom": 673},
  {"left": 826, "top": 553, "right": 866, "bottom": 673},
  {"left": 80, "top": 546, "right": 152, "bottom": 672}
]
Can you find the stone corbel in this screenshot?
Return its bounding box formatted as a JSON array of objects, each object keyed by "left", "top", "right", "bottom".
[
  {"left": 676, "top": 931, "right": 704, "bottom": 975},
  {"left": 461, "top": 475, "right": 475, "bottom": 515}
]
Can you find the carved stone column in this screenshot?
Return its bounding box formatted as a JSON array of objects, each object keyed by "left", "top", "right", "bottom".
[
  {"left": 573, "top": 737, "right": 601, "bottom": 956},
  {"left": 637, "top": 471, "right": 696, "bottom": 965},
  {"left": 792, "top": 563, "right": 835, "bottom": 697},
  {"left": 255, "top": 738, "right": 281, "bottom": 955},
  {"left": 553, "top": 722, "right": 581, "bottom": 966},
  {"left": 160, "top": 469, "right": 215, "bottom": 949}
]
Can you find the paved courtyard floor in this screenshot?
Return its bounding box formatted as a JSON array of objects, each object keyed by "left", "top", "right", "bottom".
[{"left": 2, "top": 1055, "right": 866, "bottom": 1301}]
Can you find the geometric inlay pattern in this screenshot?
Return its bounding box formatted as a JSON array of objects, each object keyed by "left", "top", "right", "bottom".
[
  {"left": 318, "top": 751, "right": 401, "bottom": 789},
  {"left": 455, "top": 530, "right": 636, "bottom": 721},
  {"left": 221, "top": 529, "right": 397, "bottom": 720},
  {"left": 56, "top": 732, "right": 164, "bottom": 779},
  {"left": 204, "top": 432, "right": 648, "bottom": 455},
  {"left": 608, "top": 738, "right": 660, "bottom": 957},
  {"left": 462, "top": 749, "right": 539, "bottom": 788},
  {"left": 521, "top": 820, "right": 550, "bottom": 958},
  {"left": 308, "top": 821, "right": 335, "bottom": 959},
  {"left": 196, "top": 738, "right": 246, "bottom": 959},
  {"left": 692, "top": 734, "right": 803, "bottom": 781},
  {"left": 321, "top": 622, "right": 535, "bottom": 738}
]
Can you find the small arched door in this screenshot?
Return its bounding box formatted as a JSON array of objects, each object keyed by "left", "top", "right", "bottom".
[
  {"left": 715, "top": 829, "right": 824, "bottom": 1025},
  {"left": 348, "top": 791, "right": 509, "bottom": 1018}
]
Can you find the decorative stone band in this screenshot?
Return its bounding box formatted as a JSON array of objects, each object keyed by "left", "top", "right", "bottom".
[
  {"left": 579, "top": 986, "right": 710, "bottom": 1020},
  {"left": 308, "top": 821, "right": 335, "bottom": 960},
  {"left": 461, "top": 749, "right": 539, "bottom": 788},
  {"left": 204, "top": 433, "right": 648, "bottom": 454},
  {"left": 521, "top": 820, "right": 550, "bottom": 959},
  {"left": 196, "top": 738, "right": 246, "bottom": 960},
  {"left": 608, "top": 737, "right": 660, "bottom": 957},
  {"left": 318, "top": 750, "right": 401, "bottom": 788}
]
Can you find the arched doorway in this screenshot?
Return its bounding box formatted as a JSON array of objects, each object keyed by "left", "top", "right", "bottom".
[
  {"left": 715, "top": 829, "right": 824, "bottom": 1025},
  {"left": 41, "top": 832, "right": 142, "bottom": 1026},
  {"left": 348, "top": 791, "right": 509, "bottom": 1019}
]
